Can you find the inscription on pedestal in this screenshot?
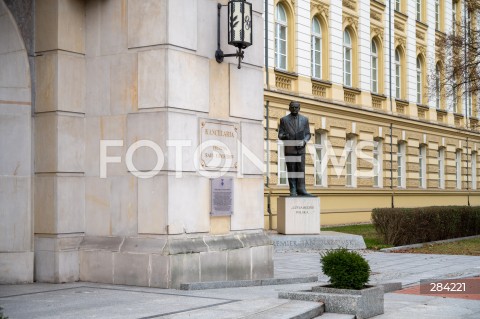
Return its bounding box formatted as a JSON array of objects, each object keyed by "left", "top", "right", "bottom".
[
  {"left": 211, "top": 177, "right": 233, "bottom": 216},
  {"left": 277, "top": 197, "right": 320, "bottom": 234}
]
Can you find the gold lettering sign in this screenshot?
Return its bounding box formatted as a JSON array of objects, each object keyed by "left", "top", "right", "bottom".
[{"left": 199, "top": 119, "right": 240, "bottom": 171}]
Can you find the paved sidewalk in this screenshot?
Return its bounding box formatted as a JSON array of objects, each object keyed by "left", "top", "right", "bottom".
[{"left": 1, "top": 251, "right": 480, "bottom": 318}]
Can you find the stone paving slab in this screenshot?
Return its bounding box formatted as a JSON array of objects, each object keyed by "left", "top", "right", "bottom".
[
  {"left": 0, "top": 284, "right": 235, "bottom": 319},
  {"left": 1, "top": 251, "right": 480, "bottom": 318},
  {"left": 160, "top": 299, "right": 323, "bottom": 319},
  {"left": 377, "top": 293, "right": 480, "bottom": 319}
]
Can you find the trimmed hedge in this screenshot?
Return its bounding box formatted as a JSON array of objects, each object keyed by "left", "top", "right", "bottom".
[{"left": 371, "top": 206, "right": 480, "bottom": 246}]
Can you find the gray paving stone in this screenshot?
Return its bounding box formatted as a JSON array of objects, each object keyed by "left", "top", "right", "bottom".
[{"left": 2, "top": 250, "right": 480, "bottom": 319}]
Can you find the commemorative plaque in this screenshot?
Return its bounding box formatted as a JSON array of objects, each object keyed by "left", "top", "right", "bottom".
[
  {"left": 211, "top": 177, "right": 234, "bottom": 216},
  {"left": 199, "top": 119, "right": 239, "bottom": 171}
]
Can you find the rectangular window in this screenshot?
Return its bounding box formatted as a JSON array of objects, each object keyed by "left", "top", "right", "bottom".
[
  {"left": 314, "top": 132, "right": 327, "bottom": 186},
  {"left": 416, "top": 0, "right": 421, "bottom": 21},
  {"left": 439, "top": 148, "right": 445, "bottom": 189},
  {"left": 395, "top": 64, "right": 401, "bottom": 99},
  {"left": 467, "top": 93, "right": 472, "bottom": 117},
  {"left": 472, "top": 152, "right": 477, "bottom": 190},
  {"left": 346, "top": 138, "right": 356, "bottom": 187},
  {"left": 373, "top": 140, "right": 383, "bottom": 187},
  {"left": 344, "top": 47, "right": 352, "bottom": 87},
  {"left": 452, "top": 91, "right": 457, "bottom": 113},
  {"left": 275, "top": 24, "right": 287, "bottom": 70},
  {"left": 312, "top": 36, "right": 322, "bottom": 79},
  {"left": 372, "top": 55, "right": 378, "bottom": 94},
  {"left": 395, "top": 0, "right": 401, "bottom": 11},
  {"left": 419, "top": 145, "right": 426, "bottom": 188},
  {"left": 435, "top": 0, "right": 440, "bottom": 30},
  {"left": 397, "top": 143, "right": 406, "bottom": 188},
  {"left": 417, "top": 69, "right": 422, "bottom": 104},
  {"left": 278, "top": 141, "right": 287, "bottom": 185},
  {"left": 456, "top": 150, "right": 462, "bottom": 189},
  {"left": 452, "top": 1, "right": 457, "bottom": 35}
]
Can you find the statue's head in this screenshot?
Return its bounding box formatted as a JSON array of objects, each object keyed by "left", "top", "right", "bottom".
[{"left": 289, "top": 101, "right": 300, "bottom": 116}]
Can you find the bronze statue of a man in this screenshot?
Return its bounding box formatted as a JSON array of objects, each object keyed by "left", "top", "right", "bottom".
[{"left": 278, "top": 101, "right": 313, "bottom": 197}]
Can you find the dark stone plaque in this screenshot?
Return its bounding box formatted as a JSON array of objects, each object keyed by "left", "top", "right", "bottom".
[{"left": 211, "top": 177, "right": 233, "bottom": 216}]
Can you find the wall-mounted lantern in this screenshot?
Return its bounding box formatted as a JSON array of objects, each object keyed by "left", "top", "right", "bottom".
[{"left": 215, "top": 0, "right": 253, "bottom": 69}]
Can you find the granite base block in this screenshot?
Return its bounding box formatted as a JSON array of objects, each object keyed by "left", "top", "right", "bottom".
[
  {"left": 279, "top": 285, "right": 384, "bottom": 319},
  {"left": 79, "top": 231, "right": 273, "bottom": 289}
]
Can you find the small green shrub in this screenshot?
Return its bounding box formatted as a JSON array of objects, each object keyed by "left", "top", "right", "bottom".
[
  {"left": 320, "top": 248, "right": 370, "bottom": 290},
  {"left": 0, "top": 307, "right": 8, "bottom": 319}
]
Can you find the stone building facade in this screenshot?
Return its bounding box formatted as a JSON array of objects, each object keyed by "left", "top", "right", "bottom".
[
  {"left": 264, "top": 0, "right": 480, "bottom": 227},
  {"left": 1, "top": 0, "right": 272, "bottom": 286}
]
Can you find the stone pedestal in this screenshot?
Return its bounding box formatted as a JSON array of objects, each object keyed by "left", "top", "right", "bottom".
[
  {"left": 79, "top": 232, "right": 273, "bottom": 289},
  {"left": 277, "top": 197, "right": 320, "bottom": 234}
]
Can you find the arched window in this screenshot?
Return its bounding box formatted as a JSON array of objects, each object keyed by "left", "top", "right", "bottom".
[
  {"left": 435, "top": 64, "right": 441, "bottom": 109},
  {"left": 371, "top": 40, "right": 378, "bottom": 94},
  {"left": 343, "top": 29, "right": 352, "bottom": 87},
  {"left": 395, "top": 48, "right": 401, "bottom": 99},
  {"left": 275, "top": 3, "right": 288, "bottom": 70},
  {"left": 416, "top": 56, "right": 423, "bottom": 104},
  {"left": 311, "top": 17, "right": 322, "bottom": 79}
]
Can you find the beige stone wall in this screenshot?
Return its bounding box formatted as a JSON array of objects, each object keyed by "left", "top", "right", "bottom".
[
  {"left": 0, "top": 0, "right": 33, "bottom": 284},
  {"left": 264, "top": 92, "right": 480, "bottom": 228},
  {"left": 29, "top": 0, "right": 270, "bottom": 286},
  {"left": 82, "top": 0, "right": 265, "bottom": 237},
  {"left": 33, "top": 0, "right": 86, "bottom": 283}
]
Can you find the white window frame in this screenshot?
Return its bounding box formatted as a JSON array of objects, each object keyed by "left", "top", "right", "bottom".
[
  {"left": 311, "top": 17, "right": 322, "bottom": 79},
  {"left": 435, "top": 64, "right": 441, "bottom": 109},
  {"left": 343, "top": 30, "right": 352, "bottom": 87},
  {"left": 416, "top": 0, "right": 421, "bottom": 21},
  {"left": 314, "top": 131, "right": 327, "bottom": 187},
  {"left": 456, "top": 150, "right": 462, "bottom": 189},
  {"left": 452, "top": 1, "right": 457, "bottom": 35},
  {"left": 275, "top": 4, "right": 287, "bottom": 70},
  {"left": 371, "top": 40, "right": 378, "bottom": 94},
  {"left": 419, "top": 145, "right": 427, "bottom": 188},
  {"left": 346, "top": 137, "right": 357, "bottom": 187},
  {"left": 452, "top": 89, "right": 457, "bottom": 113},
  {"left": 439, "top": 148, "right": 445, "bottom": 189},
  {"left": 373, "top": 140, "right": 383, "bottom": 188},
  {"left": 472, "top": 152, "right": 477, "bottom": 190},
  {"left": 397, "top": 142, "right": 406, "bottom": 188},
  {"left": 395, "top": 49, "right": 401, "bottom": 99},
  {"left": 467, "top": 93, "right": 473, "bottom": 117},
  {"left": 416, "top": 57, "right": 422, "bottom": 104},
  {"left": 277, "top": 141, "right": 288, "bottom": 185}
]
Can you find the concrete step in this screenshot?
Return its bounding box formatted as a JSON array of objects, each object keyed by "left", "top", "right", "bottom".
[
  {"left": 161, "top": 298, "right": 324, "bottom": 319},
  {"left": 315, "top": 313, "right": 355, "bottom": 319}
]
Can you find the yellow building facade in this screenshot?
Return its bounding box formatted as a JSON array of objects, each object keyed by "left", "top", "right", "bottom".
[{"left": 263, "top": 0, "right": 480, "bottom": 228}]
